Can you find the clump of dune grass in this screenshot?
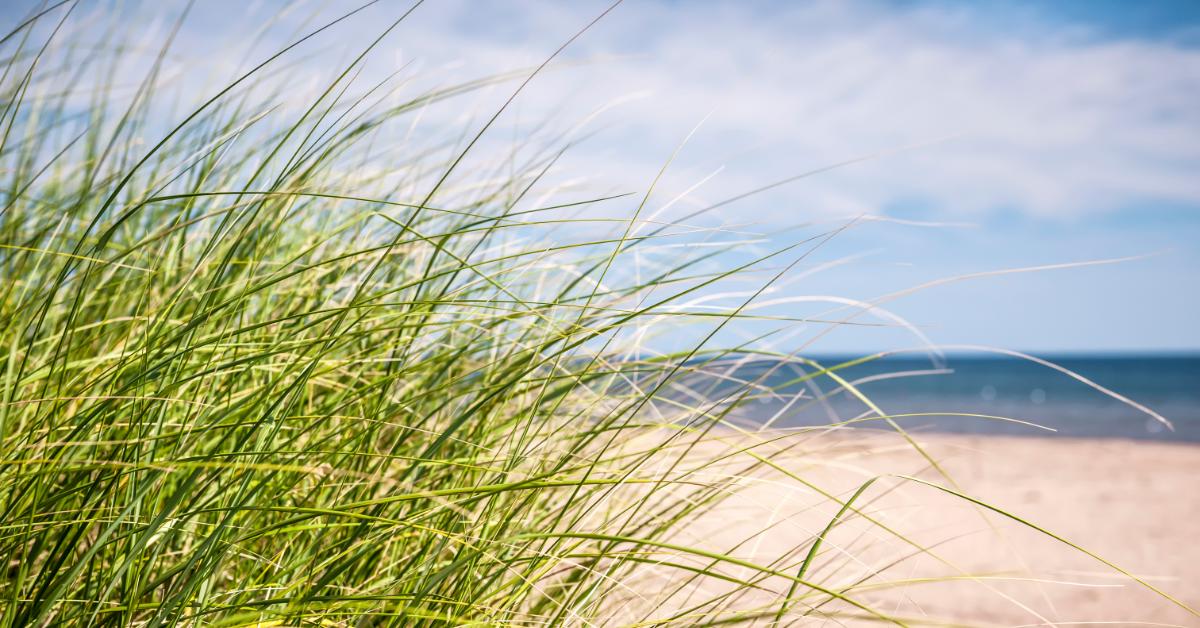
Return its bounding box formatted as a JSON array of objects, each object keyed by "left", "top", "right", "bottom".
[{"left": 0, "top": 3, "right": 1193, "bottom": 626}]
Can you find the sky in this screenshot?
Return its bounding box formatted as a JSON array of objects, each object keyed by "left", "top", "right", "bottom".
[{"left": 8, "top": 0, "right": 1200, "bottom": 354}]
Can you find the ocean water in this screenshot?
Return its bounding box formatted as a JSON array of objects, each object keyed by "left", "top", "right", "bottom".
[{"left": 668, "top": 354, "right": 1200, "bottom": 441}]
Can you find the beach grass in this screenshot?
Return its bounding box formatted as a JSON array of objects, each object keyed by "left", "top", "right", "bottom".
[{"left": 0, "top": 3, "right": 1192, "bottom": 626}]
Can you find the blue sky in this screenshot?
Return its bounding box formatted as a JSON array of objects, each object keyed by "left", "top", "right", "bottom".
[{"left": 9, "top": 0, "right": 1199, "bottom": 354}]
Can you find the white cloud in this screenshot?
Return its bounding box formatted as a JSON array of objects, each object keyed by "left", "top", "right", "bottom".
[
  {"left": 365, "top": 0, "right": 1200, "bottom": 222},
  {"left": 39, "top": 0, "right": 1200, "bottom": 223},
  {"left": 12, "top": 0, "right": 1198, "bottom": 351}
]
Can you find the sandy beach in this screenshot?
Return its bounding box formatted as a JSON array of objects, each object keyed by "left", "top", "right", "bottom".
[
  {"left": 616, "top": 430, "right": 1200, "bottom": 626},
  {"left": 837, "top": 434, "right": 1199, "bottom": 625}
]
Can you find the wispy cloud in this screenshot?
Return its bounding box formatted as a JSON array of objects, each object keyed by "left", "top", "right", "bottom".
[
  {"left": 11, "top": 0, "right": 1198, "bottom": 351},
  {"left": 413, "top": 0, "right": 1200, "bottom": 221},
  {"left": 42, "top": 0, "right": 1199, "bottom": 222}
]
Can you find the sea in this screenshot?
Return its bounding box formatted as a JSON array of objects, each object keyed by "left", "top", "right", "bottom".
[{"left": 667, "top": 354, "right": 1200, "bottom": 442}]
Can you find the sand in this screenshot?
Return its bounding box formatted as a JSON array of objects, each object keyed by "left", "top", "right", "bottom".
[
  {"left": 824, "top": 434, "right": 1200, "bottom": 625},
  {"left": 613, "top": 431, "right": 1200, "bottom": 626}
]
